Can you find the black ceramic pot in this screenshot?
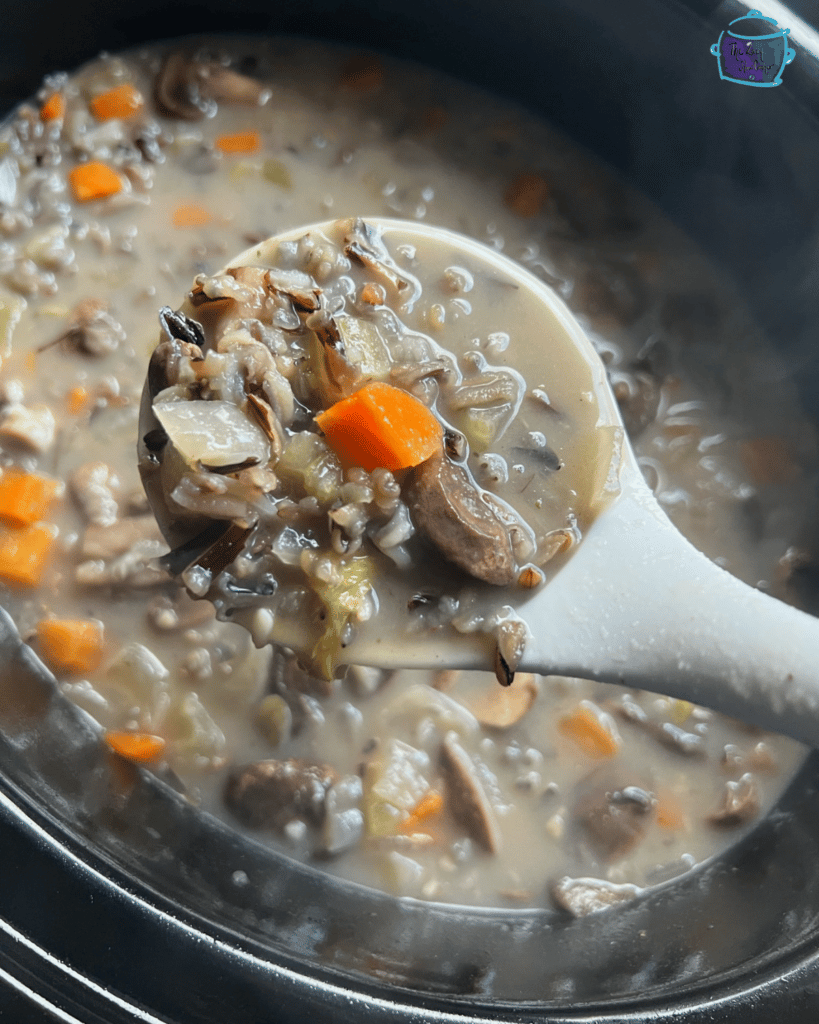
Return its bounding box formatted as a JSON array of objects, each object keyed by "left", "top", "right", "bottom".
[{"left": 2, "top": 0, "right": 819, "bottom": 1020}]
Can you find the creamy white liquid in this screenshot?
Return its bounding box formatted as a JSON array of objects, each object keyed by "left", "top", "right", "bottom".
[{"left": 0, "top": 37, "right": 813, "bottom": 909}]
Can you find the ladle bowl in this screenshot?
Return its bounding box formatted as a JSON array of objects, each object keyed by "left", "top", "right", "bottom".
[{"left": 139, "top": 217, "right": 819, "bottom": 746}]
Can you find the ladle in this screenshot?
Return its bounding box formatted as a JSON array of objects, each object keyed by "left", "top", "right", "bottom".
[{"left": 140, "top": 218, "right": 819, "bottom": 747}]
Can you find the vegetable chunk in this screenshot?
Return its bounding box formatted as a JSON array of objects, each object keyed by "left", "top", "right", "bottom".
[
  {"left": 105, "top": 731, "right": 166, "bottom": 763},
  {"left": 68, "top": 162, "right": 123, "bottom": 202},
  {"left": 0, "top": 471, "right": 59, "bottom": 527},
  {"left": 90, "top": 84, "right": 144, "bottom": 120},
  {"left": 316, "top": 381, "right": 443, "bottom": 472},
  {"left": 37, "top": 618, "right": 104, "bottom": 675},
  {"left": 0, "top": 523, "right": 55, "bottom": 586}
]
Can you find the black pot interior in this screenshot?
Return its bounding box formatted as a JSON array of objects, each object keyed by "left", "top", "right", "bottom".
[{"left": 0, "top": 0, "right": 818, "bottom": 1020}]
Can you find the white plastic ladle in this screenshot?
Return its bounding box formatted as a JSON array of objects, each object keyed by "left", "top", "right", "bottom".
[{"left": 143, "top": 218, "right": 819, "bottom": 747}]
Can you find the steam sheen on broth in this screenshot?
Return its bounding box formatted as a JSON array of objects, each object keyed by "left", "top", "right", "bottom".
[{"left": 0, "top": 37, "right": 814, "bottom": 912}]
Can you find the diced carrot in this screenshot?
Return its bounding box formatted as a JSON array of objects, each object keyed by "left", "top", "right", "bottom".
[
  {"left": 40, "top": 92, "right": 65, "bottom": 122},
  {"left": 89, "top": 83, "right": 143, "bottom": 121},
  {"left": 558, "top": 705, "right": 620, "bottom": 759},
  {"left": 398, "top": 790, "right": 443, "bottom": 833},
  {"left": 0, "top": 471, "right": 59, "bottom": 527},
  {"left": 215, "top": 131, "right": 261, "bottom": 154},
  {"left": 315, "top": 381, "right": 444, "bottom": 473},
  {"left": 67, "top": 384, "right": 89, "bottom": 414},
  {"left": 36, "top": 618, "right": 104, "bottom": 676},
  {"left": 105, "top": 731, "right": 166, "bottom": 763},
  {"left": 656, "top": 791, "right": 687, "bottom": 832},
  {"left": 0, "top": 523, "right": 55, "bottom": 586},
  {"left": 68, "top": 162, "right": 123, "bottom": 202},
  {"left": 172, "top": 203, "right": 212, "bottom": 228}
]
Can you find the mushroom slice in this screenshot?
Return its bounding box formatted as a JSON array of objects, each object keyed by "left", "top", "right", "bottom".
[
  {"left": 573, "top": 769, "right": 655, "bottom": 862},
  {"left": 440, "top": 731, "right": 502, "bottom": 854},
  {"left": 406, "top": 453, "right": 521, "bottom": 586},
  {"left": 306, "top": 323, "right": 363, "bottom": 408},
  {"left": 343, "top": 218, "right": 419, "bottom": 301},
  {"left": 262, "top": 268, "right": 322, "bottom": 314},
  {"left": 462, "top": 673, "right": 539, "bottom": 728},
  {"left": 224, "top": 758, "right": 337, "bottom": 830},
  {"left": 245, "top": 392, "right": 283, "bottom": 462},
  {"left": 189, "top": 282, "right": 235, "bottom": 316},
  {"left": 44, "top": 298, "right": 126, "bottom": 357},
  {"left": 146, "top": 337, "right": 203, "bottom": 402},
  {"left": 155, "top": 50, "right": 268, "bottom": 121},
  {"left": 550, "top": 876, "right": 642, "bottom": 918},
  {"left": 389, "top": 359, "right": 452, "bottom": 401},
  {"left": 707, "top": 773, "right": 760, "bottom": 828}
]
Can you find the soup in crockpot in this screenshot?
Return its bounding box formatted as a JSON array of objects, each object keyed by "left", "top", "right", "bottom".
[{"left": 0, "top": 37, "right": 815, "bottom": 912}]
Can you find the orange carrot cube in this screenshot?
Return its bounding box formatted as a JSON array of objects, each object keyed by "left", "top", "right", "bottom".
[
  {"left": 215, "top": 131, "right": 261, "bottom": 154},
  {"left": 37, "top": 618, "right": 104, "bottom": 676},
  {"left": 315, "top": 381, "right": 443, "bottom": 472},
  {"left": 0, "top": 471, "right": 59, "bottom": 527},
  {"left": 105, "top": 731, "right": 166, "bottom": 763},
  {"left": 0, "top": 523, "right": 55, "bottom": 586},
  {"left": 68, "top": 162, "right": 123, "bottom": 202},
  {"left": 40, "top": 92, "right": 65, "bottom": 122},
  {"left": 90, "top": 83, "right": 144, "bottom": 121}
]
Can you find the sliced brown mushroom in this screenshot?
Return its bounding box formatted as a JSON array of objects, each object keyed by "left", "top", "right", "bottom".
[
  {"left": 154, "top": 50, "right": 268, "bottom": 121},
  {"left": 343, "top": 218, "right": 417, "bottom": 299},
  {"left": 306, "top": 322, "right": 363, "bottom": 408},
  {"left": 707, "top": 773, "right": 760, "bottom": 828},
  {"left": 42, "top": 298, "right": 125, "bottom": 357},
  {"left": 462, "top": 673, "right": 539, "bottom": 728},
  {"left": 573, "top": 768, "right": 655, "bottom": 862},
  {"left": 440, "top": 731, "right": 502, "bottom": 854},
  {"left": 550, "top": 876, "right": 642, "bottom": 918},
  {"left": 244, "top": 392, "right": 283, "bottom": 461},
  {"left": 224, "top": 758, "right": 337, "bottom": 830},
  {"left": 389, "top": 359, "right": 451, "bottom": 399},
  {"left": 188, "top": 283, "right": 235, "bottom": 329},
  {"left": 405, "top": 453, "right": 520, "bottom": 586}
]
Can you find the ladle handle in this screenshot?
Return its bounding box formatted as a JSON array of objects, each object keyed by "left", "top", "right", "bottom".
[{"left": 521, "top": 485, "right": 819, "bottom": 747}]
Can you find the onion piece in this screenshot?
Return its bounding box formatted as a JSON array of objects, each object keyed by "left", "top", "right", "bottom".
[{"left": 154, "top": 399, "right": 270, "bottom": 468}]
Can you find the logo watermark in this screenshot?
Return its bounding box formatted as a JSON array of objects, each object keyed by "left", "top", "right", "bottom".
[{"left": 710, "top": 10, "right": 795, "bottom": 87}]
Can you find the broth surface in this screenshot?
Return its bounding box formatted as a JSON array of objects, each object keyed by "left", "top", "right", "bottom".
[{"left": 0, "top": 37, "right": 814, "bottom": 911}]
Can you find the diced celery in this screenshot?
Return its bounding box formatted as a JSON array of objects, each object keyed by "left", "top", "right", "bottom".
[
  {"left": 310, "top": 554, "right": 375, "bottom": 678},
  {"left": 278, "top": 431, "right": 343, "bottom": 503},
  {"left": 364, "top": 738, "right": 430, "bottom": 837}
]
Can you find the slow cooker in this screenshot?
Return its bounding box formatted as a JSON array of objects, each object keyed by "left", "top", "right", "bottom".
[{"left": 2, "top": 0, "right": 819, "bottom": 1019}]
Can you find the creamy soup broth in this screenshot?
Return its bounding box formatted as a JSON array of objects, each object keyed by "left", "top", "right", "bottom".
[{"left": 0, "top": 37, "right": 814, "bottom": 912}]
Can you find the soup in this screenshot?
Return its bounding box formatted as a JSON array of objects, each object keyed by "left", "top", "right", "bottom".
[{"left": 0, "top": 37, "right": 814, "bottom": 912}]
